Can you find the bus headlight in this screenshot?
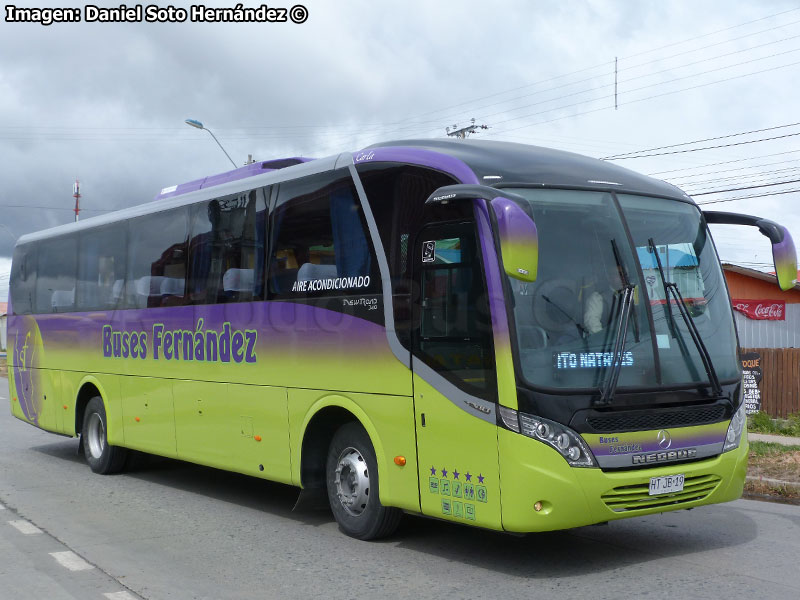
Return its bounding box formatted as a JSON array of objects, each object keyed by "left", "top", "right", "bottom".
[
  {"left": 723, "top": 401, "right": 746, "bottom": 453},
  {"left": 499, "top": 406, "right": 597, "bottom": 468}
]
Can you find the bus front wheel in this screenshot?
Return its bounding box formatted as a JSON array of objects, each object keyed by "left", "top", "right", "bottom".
[
  {"left": 325, "top": 422, "right": 401, "bottom": 540},
  {"left": 82, "top": 397, "right": 127, "bottom": 474}
]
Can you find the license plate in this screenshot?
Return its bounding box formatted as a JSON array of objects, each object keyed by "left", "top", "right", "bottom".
[{"left": 649, "top": 474, "right": 685, "bottom": 496}]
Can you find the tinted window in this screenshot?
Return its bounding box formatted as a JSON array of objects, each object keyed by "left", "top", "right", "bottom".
[
  {"left": 356, "top": 164, "right": 460, "bottom": 347},
  {"left": 125, "top": 208, "right": 189, "bottom": 309},
  {"left": 416, "top": 222, "right": 496, "bottom": 398},
  {"left": 188, "top": 187, "right": 268, "bottom": 304},
  {"left": 357, "top": 164, "right": 458, "bottom": 290},
  {"left": 10, "top": 243, "right": 36, "bottom": 315},
  {"left": 268, "top": 170, "right": 378, "bottom": 297},
  {"left": 77, "top": 223, "right": 127, "bottom": 311},
  {"left": 35, "top": 235, "right": 78, "bottom": 313}
]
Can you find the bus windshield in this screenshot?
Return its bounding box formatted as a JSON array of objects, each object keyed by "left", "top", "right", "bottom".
[{"left": 504, "top": 188, "right": 739, "bottom": 393}]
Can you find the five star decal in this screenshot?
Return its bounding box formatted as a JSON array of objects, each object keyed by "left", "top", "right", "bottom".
[
  {"left": 431, "top": 467, "right": 484, "bottom": 483},
  {"left": 428, "top": 465, "right": 488, "bottom": 520}
]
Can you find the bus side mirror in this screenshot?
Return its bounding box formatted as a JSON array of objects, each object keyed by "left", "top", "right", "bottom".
[
  {"left": 492, "top": 197, "right": 538, "bottom": 283},
  {"left": 704, "top": 211, "right": 798, "bottom": 291}
]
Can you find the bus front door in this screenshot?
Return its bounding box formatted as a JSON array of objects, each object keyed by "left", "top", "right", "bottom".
[{"left": 411, "top": 220, "right": 502, "bottom": 530}]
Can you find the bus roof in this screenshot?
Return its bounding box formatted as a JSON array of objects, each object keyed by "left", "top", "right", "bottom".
[
  {"left": 156, "top": 157, "right": 316, "bottom": 200},
  {"left": 364, "top": 139, "right": 689, "bottom": 201}
]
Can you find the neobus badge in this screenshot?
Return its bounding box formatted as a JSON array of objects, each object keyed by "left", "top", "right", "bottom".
[{"left": 632, "top": 448, "right": 697, "bottom": 465}]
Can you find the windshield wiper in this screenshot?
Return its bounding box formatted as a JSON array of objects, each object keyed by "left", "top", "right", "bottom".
[
  {"left": 597, "top": 282, "right": 635, "bottom": 405},
  {"left": 647, "top": 238, "right": 722, "bottom": 397},
  {"left": 610, "top": 239, "right": 639, "bottom": 343},
  {"left": 596, "top": 239, "right": 638, "bottom": 405}
]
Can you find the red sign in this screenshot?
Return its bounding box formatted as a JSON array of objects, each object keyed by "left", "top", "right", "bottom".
[{"left": 732, "top": 299, "right": 785, "bottom": 320}]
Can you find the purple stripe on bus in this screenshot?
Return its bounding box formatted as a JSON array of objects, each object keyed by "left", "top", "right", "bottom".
[
  {"left": 156, "top": 157, "right": 315, "bottom": 200},
  {"left": 15, "top": 301, "right": 389, "bottom": 346},
  {"left": 353, "top": 147, "right": 479, "bottom": 184},
  {"left": 588, "top": 433, "right": 727, "bottom": 456}
]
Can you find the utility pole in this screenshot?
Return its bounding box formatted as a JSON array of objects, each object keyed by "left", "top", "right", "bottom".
[
  {"left": 446, "top": 118, "right": 489, "bottom": 139},
  {"left": 73, "top": 179, "right": 81, "bottom": 222}
]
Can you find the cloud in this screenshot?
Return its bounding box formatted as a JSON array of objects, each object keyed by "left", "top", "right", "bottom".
[{"left": 1, "top": 0, "right": 798, "bottom": 275}]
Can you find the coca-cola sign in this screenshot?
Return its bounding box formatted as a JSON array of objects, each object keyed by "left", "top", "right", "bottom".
[{"left": 732, "top": 299, "right": 786, "bottom": 320}]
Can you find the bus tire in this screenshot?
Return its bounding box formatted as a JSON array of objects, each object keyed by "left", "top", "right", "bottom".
[
  {"left": 326, "top": 422, "right": 401, "bottom": 540},
  {"left": 82, "top": 397, "right": 127, "bottom": 474}
]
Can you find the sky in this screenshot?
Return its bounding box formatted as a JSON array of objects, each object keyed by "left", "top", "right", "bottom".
[{"left": 2, "top": 0, "right": 800, "bottom": 300}]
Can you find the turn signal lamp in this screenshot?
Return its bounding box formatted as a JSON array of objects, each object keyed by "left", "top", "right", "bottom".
[{"left": 394, "top": 456, "right": 407, "bottom": 466}]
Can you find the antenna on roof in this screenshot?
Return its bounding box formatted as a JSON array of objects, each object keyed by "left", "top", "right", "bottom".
[{"left": 445, "top": 118, "right": 489, "bottom": 139}]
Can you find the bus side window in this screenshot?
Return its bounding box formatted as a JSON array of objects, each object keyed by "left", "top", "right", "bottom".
[
  {"left": 187, "top": 187, "right": 267, "bottom": 305},
  {"left": 77, "top": 223, "right": 127, "bottom": 311},
  {"left": 10, "top": 243, "right": 37, "bottom": 315},
  {"left": 268, "top": 169, "right": 379, "bottom": 298},
  {"left": 35, "top": 235, "right": 78, "bottom": 314},
  {"left": 415, "top": 223, "right": 496, "bottom": 399},
  {"left": 355, "top": 164, "right": 460, "bottom": 349},
  {"left": 125, "top": 207, "right": 189, "bottom": 309}
]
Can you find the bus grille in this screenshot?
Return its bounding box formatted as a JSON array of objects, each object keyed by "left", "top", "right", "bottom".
[
  {"left": 586, "top": 405, "right": 726, "bottom": 433},
  {"left": 601, "top": 474, "right": 721, "bottom": 512}
]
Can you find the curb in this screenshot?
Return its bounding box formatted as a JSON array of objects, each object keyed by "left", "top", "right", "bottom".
[
  {"left": 745, "top": 475, "right": 800, "bottom": 494},
  {"left": 749, "top": 432, "right": 800, "bottom": 446}
]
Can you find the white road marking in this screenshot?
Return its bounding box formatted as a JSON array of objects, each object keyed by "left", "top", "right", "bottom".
[
  {"left": 104, "top": 592, "right": 139, "bottom": 600},
  {"left": 50, "top": 551, "right": 94, "bottom": 571},
  {"left": 8, "top": 519, "right": 42, "bottom": 534},
  {"left": 0, "top": 502, "right": 6, "bottom": 510}
]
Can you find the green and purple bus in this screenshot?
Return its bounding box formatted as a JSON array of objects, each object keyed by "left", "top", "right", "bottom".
[{"left": 8, "top": 140, "right": 797, "bottom": 539}]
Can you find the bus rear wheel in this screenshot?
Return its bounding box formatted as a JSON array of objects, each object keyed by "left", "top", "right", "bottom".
[
  {"left": 325, "top": 422, "right": 401, "bottom": 540},
  {"left": 82, "top": 397, "right": 127, "bottom": 474}
]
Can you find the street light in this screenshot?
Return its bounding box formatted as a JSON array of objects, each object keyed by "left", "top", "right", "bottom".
[{"left": 184, "top": 118, "right": 237, "bottom": 169}]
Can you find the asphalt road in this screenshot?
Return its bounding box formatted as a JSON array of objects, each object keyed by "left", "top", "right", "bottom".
[{"left": 1, "top": 377, "right": 800, "bottom": 600}]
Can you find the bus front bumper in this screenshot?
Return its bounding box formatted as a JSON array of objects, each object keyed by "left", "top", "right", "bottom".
[{"left": 498, "top": 428, "right": 748, "bottom": 533}]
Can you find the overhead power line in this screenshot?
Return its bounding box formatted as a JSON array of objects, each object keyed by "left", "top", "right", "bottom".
[
  {"left": 688, "top": 177, "right": 800, "bottom": 196},
  {"left": 648, "top": 149, "right": 800, "bottom": 176},
  {"left": 663, "top": 157, "right": 800, "bottom": 181},
  {"left": 678, "top": 170, "right": 800, "bottom": 194},
  {"left": 697, "top": 187, "right": 800, "bottom": 204},
  {"left": 677, "top": 167, "right": 800, "bottom": 191},
  {"left": 474, "top": 32, "right": 800, "bottom": 130},
  {"left": 356, "top": 7, "right": 800, "bottom": 128},
  {"left": 395, "top": 6, "right": 800, "bottom": 128},
  {"left": 602, "top": 121, "right": 800, "bottom": 159},
  {"left": 484, "top": 57, "right": 800, "bottom": 139},
  {"left": 603, "top": 130, "right": 800, "bottom": 160}
]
